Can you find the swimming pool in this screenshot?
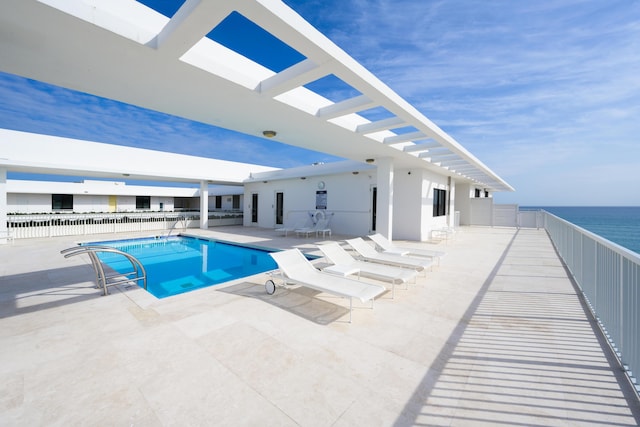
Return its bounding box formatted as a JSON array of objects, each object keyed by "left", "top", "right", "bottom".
[{"left": 86, "top": 236, "right": 278, "bottom": 298}]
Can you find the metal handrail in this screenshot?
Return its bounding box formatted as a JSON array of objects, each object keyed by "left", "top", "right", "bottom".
[
  {"left": 61, "top": 245, "right": 147, "bottom": 295},
  {"left": 165, "top": 215, "right": 187, "bottom": 238},
  {"left": 542, "top": 210, "right": 640, "bottom": 396}
]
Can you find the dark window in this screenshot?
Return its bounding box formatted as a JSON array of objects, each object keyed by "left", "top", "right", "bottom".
[
  {"left": 136, "top": 196, "right": 151, "bottom": 210},
  {"left": 371, "top": 186, "right": 377, "bottom": 231},
  {"left": 215, "top": 196, "right": 222, "bottom": 209},
  {"left": 232, "top": 195, "right": 240, "bottom": 209},
  {"left": 474, "top": 188, "right": 481, "bottom": 198},
  {"left": 275, "top": 192, "right": 284, "bottom": 225},
  {"left": 52, "top": 194, "right": 73, "bottom": 210},
  {"left": 433, "top": 189, "right": 447, "bottom": 217},
  {"left": 251, "top": 193, "right": 258, "bottom": 222},
  {"left": 484, "top": 190, "right": 489, "bottom": 198}
]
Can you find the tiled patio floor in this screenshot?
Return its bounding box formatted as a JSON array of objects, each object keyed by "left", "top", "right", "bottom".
[{"left": 1, "top": 226, "right": 639, "bottom": 426}]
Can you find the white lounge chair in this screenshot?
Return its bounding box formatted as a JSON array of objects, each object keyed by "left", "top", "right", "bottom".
[
  {"left": 431, "top": 227, "right": 456, "bottom": 242},
  {"left": 295, "top": 218, "right": 331, "bottom": 237},
  {"left": 345, "top": 238, "right": 433, "bottom": 273},
  {"left": 318, "top": 242, "right": 417, "bottom": 298},
  {"left": 275, "top": 219, "right": 309, "bottom": 236},
  {"left": 313, "top": 218, "right": 332, "bottom": 237},
  {"left": 268, "top": 249, "right": 386, "bottom": 322},
  {"left": 368, "top": 233, "right": 445, "bottom": 265}
]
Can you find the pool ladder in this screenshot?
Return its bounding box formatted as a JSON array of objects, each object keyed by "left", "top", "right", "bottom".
[
  {"left": 61, "top": 246, "right": 147, "bottom": 296},
  {"left": 165, "top": 215, "right": 187, "bottom": 238}
]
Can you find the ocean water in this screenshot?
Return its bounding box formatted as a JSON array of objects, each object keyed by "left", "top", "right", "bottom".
[{"left": 526, "top": 206, "right": 640, "bottom": 255}]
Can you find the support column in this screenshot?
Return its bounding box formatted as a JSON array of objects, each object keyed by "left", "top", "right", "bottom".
[
  {"left": 447, "top": 176, "right": 455, "bottom": 228},
  {"left": 199, "top": 180, "right": 209, "bottom": 230},
  {"left": 375, "top": 157, "right": 394, "bottom": 239},
  {"left": 0, "top": 168, "right": 7, "bottom": 244}
]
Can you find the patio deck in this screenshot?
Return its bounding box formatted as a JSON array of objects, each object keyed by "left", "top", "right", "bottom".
[{"left": 1, "top": 226, "right": 639, "bottom": 426}]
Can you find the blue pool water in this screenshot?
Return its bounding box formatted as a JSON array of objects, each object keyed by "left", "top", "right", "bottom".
[{"left": 87, "top": 236, "right": 278, "bottom": 298}]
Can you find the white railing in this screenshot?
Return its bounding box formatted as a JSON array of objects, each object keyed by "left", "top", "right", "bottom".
[
  {"left": 7, "top": 211, "right": 243, "bottom": 239},
  {"left": 542, "top": 210, "right": 640, "bottom": 394}
]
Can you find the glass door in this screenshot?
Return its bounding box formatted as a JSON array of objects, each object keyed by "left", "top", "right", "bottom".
[
  {"left": 251, "top": 193, "right": 258, "bottom": 223},
  {"left": 370, "top": 185, "right": 377, "bottom": 232},
  {"left": 275, "top": 192, "right": 284, "bottom": 225}
]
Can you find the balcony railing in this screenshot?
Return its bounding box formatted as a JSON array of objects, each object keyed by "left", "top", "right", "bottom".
[
  {"left": 542, "top": 210, "right": 640, "bottom": 395},
  {"left": 6, "top": 211, "right": 243, "bottom": 239}
]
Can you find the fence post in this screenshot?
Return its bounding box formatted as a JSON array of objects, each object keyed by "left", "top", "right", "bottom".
[{"left": 619, "top": 254, "right": 624, "bottom": 360}]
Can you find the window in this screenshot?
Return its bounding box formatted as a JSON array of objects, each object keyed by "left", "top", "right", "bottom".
[
  {"left": 215, "top": 196, "right": 222, "bottom": 209},
  {"left": 484, "top": 190, "right": 489, "bottom": 198},
  {"left": 251, "top": 193, "right": 258, "bottom": 222},
  {"left": 136, "top": 196, "right": 151, "bottom": 210},
  {"left": 52, "top": 194, "right": 73, "bottom": 210},
  {"left": 474, "top": 188, "right": 481, "bottom": 198},
  {"left": 232, "top": 195, "right": 240, "bottom": 209},
  {"left": 275, "top": 192, "right": 284, "bottom": 225},
  {"left": 433, "top": 188, "right": 447, "bottom": 217}
]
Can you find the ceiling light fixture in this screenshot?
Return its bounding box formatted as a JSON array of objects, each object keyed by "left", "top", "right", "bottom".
[{"left": 262, "top": 130, "right": 277, "bottom": 138}]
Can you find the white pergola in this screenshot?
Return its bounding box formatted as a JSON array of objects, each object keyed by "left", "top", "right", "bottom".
[
  {"left": 0, "top": 129, "right": 278, "bottom": 232},
  {"left": 0, "top": 0, "right": 513, "bottom": 239}
]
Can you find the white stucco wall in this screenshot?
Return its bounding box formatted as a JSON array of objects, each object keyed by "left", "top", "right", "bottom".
[
  {"left": 455, "top": 183, "right": 495, "bottom": 226},
  {"left": 244, "top": 171, "right": 377, "bottom": 236},
  {"left": 7, "top": 193, "right": 179, "bottom": 213},
  {"left": 244, "top": 164, "right": 463, "bottom": 240},
  {"left": 393, "top": 169, "right": 450, "bottom": 241},
  {"left": 469, "top": 198, "right": 494, "bottom": 225},
  {"left": 72, "top": 195, "right": 110, "bottom": 212},
  {"left": 393, "top": 169, "right": 422, "bottom": 240},
  {"left": 6, "top": 180, "right": 202, "bottom": 213},
  {"left": 209, "top": 194, "right": 243, "bottom": 211},
  {"left": 7, "top": 193, "right": 51, "bottom": 213},
  {"left": 454, "top": 183, "right": 472, "bottom": 225}
]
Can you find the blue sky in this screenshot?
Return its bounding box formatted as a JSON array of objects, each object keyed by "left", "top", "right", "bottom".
[{"left": 1, "top": 0, "right": 639, "bottom": 205}]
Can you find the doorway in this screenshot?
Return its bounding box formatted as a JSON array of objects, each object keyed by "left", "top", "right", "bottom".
[
  {"left": 108, "top": 195, "right": 117, "bottom": 213},
  {"left": 370, "top": 185, "right": 377, "bottom": 232},
  {"left": 251, "top": 193, "right": 258, "bottom": 223},
  {"left": 275, "top": 192, "right": 284, "bottom": 225}
]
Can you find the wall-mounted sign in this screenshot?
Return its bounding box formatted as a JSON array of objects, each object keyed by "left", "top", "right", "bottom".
[{"left": 316, "top": 190, "right": 327, "bottom": 210}]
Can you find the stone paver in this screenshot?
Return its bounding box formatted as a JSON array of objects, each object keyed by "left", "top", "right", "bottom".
[{"left": 0, "top": 226, "right": 638, "bottom": 426}]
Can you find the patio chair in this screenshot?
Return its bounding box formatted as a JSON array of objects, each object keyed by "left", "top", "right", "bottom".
[
  {"left": 268, "top": 248, "right": 385, "bottom": 322},
  {"left": 368, "top": 233, "right": 445, "bottom": 265},
  {"left": 345, "top": 237, "right": 433, "bottom": 273},
  {"left": 275, "top": 218, "right": 309, "bottom": 237},
  {"left": 317, "top": 242, "right": 418, "bottom": 298},
  {"left": 431, "top": 227, "right": 457, "bottom": 242},
  {"left": 295, "top": 218, "right": 331, "bottom": 237}
]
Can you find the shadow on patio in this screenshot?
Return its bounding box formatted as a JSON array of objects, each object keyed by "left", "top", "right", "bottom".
[{"left": 394, "top": 230, "right": 640, "bottom": 426}]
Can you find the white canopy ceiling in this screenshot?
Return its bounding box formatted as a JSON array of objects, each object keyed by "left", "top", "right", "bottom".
[
  {"left": 0, "top": 0, "right": 514, "bottom": 192},
  {"left": 0, "top": 129, "right": 277, "bottom": 185}
]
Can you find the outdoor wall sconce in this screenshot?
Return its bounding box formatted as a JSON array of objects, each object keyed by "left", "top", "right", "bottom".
[{"left": 262, "top": 130, "right": 277, "bottom": 138}]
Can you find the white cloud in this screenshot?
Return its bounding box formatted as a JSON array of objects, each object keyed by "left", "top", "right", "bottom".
[{"left": 3, "top": 1, "right": 639, "bottom": 205}]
